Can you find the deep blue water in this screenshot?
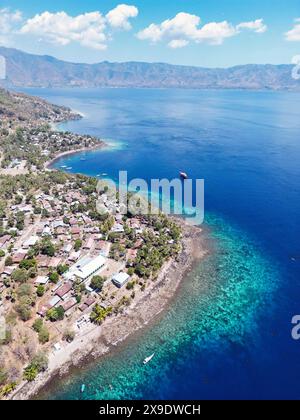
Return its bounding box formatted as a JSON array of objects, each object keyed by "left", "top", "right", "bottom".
[{"left": 22, "top": 88, "right": 300, "bottom": 399}]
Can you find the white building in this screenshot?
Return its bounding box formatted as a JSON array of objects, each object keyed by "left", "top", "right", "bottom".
[
  {"left": 112, "top": 223, "right": 124, "bottom": 233},
  {"left": 52, "top": 220, "right": 65, "bottom": 229},
  {"left": 112, "top": 272, "right": 130, "bottom": 288},
  {"left": 48, "top": 296, "right": 61, "bottom": 308},
  {"left": 22, "top": 236, "right": 39, "bottom": 249},
  {"left": 42, "top": 226, "right": 52, "bottom": 237},
  {"left": 63, "top": 243, "right": 73, "bottom": 254},
  {"left": 35, "top": 276, "right": 49, "bottom": 285},
  {"left": 64, "top": 255, "right": 106, "bottom": 283}
]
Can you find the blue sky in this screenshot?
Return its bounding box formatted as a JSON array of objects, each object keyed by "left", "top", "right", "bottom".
[{"left": 1, "top": 0, "right": 300, "bottom": 66}]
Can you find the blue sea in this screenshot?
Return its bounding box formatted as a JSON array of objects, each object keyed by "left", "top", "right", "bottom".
[{"left": 22, "top": 88, "right": 300, "bottom": 399}]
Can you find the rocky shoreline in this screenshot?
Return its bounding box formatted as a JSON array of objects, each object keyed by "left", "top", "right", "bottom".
[{"left": 10, "top": 220, "right": 207, "bottom": 400}]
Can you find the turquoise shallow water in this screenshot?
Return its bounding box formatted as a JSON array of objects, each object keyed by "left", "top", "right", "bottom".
[{"left": 39, "top": 213, "right": 279, "bottom": 400}]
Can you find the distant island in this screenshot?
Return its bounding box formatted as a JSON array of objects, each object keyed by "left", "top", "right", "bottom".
[{"left": 0, "top": 47, "right": 299, "bottom": 91}]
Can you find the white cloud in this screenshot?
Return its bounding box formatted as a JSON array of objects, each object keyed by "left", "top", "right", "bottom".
[
  {"left": 0, "top": 8, "right": 23, "bottom": 45},
  {"left": 20, "top": 11, "right": 107, "bottom": 50},
  {"left": 285, "top": 18, "right": 300, "bottom": 41},
  {"left": 137, "top": 23, "right": 163, "bottom": 43},
  {"left": 168, "top": 39, "right": 189, "bottom": 49},
  {"left": 137, "top": 13, "right": 202, "bottom": 43},
  {"left": 236, "top": 19, "right": 267, "bottom": 33},
  {"left": 106, "top": 4, "right": 138, "bottom": 30},
  {"left": 19, "top": 5, "right": 138, "bottom": 50},
  {"left": 195, "top": 21, "right": 237, "bottom": 45},
  {"left": 0, "top": 8, "right": 22, "bottom": 32},
  {"left": 137, "top": 12, "right": 267, "bottom": 48}
]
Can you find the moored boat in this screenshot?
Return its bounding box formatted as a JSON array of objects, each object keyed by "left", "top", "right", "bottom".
[{"left": 143, "top": 353, "right": 155, "bottom": 365}]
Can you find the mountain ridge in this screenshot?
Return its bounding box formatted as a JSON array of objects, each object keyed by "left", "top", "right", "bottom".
[{"left": 0, "top": 46, "right": 299, "bottom": 90}]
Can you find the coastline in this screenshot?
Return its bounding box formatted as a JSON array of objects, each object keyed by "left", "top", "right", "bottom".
[
  {"left": 3, "top": 94, "right": 209, "bottom": 401},
  {"left": 44, "top": 143, "right": 107, "bottom": 170},
  {"left": 10, "top": 219, "right": 208, "bottom": 400}
]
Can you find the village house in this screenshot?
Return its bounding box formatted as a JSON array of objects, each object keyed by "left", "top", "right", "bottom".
[
  {"left": 96, "top": 241, "right": 111, "bottom": 257},
  {"left": 55, "top": 226, "right": 66, "bottom": 236},
  {"left": 52, "top": 220, "right": 65, "bottom": 229},
  {"left": 12, "top": 251, "right": 27, "bottom": 264},
  {"left": 112, "top": 223, "right": 125, "bottom": 234},
  {"left": 134, "top": 239, "right": 144, "bottom": 249},
  {"left": 64, "top": 255, "right": 106, "bottom": 283},
  {"left": 79, "top": 296, "right": 96, "bottom": 312},
  {"left": 22, "top": 235, "right": 39, "bottom": 249},
  {"left": 69, "top": 217, "right": 78, "bottom": 226},
  {"left": 37, "top": 255, "right": 51, "bottom": 269},
  {"left": 37, "top": 295, "right": 61, "bottom": 317},
  {"left": 62, "top": 243, "right": 73, "bottom": 255},
  {"left": 55, "top": 282, "right": 73, "bottom": 300},
  {"left": 126, "top": 249, "right": 138, "bottom": 264},
  {"left": 42, "top": 225, "right": 52, "bottom": 237},
  {"left": 70, "top": 227, "right": 81, "bottom": 236},
  {"left": 68, "top": 251, "right": 81, "bottom": 263},
  {"left": 49, "top": 257, "right": 62, "bottom": 269},
  {"left": 83, "top": 236, "right": 94, "bottom": 251},
  {"left": 35, "top": 275, "right": 49, "bottom": 285},
  {"left": 1, "top": 266, "right": 14, "bottom": 277},
  {"left": 0, "top": 235, "right": 11, "bottom": 248},
  {"left": 62, "top": 297, "right": 77, "bottom": 315},
  {"left": 112, "top": 272, "right": 130, "bottom": 288}
]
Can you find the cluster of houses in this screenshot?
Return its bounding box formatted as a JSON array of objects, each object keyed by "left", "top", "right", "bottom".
[
  {"left": 0, "top": 182, "right": 150, "bottom": 327},
  {"left": 21, "top": 128, "right": 100, "bottom": 160},
  {"left": 0, "top": 96, "right": 101, "bottom": 173},
  {"left": 0, "top": 89, "right": 181, "bottom": 392},
  {"left": 0, "top": 88, "right": 81, "bottom": 132}
]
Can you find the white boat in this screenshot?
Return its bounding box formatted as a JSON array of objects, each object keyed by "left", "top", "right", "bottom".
[{"left": 143, "top": 353, "right": 155, "bottom": 365}]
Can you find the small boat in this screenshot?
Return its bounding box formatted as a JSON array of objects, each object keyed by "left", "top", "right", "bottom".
[
  {"left": 102, "top": 173, "right": 108, "bottom": 176},
  {"left": 80, "top": 384, "right": 86, "bottom": 393},
  {"left": 61, "top": 165, "right": 67, "bottom": 168},
  {"left": 143, "top": 353, "right": 155, "bottom": 365},
  {"left": 179, "top": 171, "right": 188, "bottom": 180}
]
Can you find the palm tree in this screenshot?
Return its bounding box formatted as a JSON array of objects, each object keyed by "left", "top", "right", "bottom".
[
  {"left": 23, "top": 365, "right": 38, "bottom": 382},
  {"left": 90, "top": 305, "right": 111, "bottom": 325}
]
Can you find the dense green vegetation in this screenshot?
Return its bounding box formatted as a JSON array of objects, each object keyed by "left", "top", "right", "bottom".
[
  {"left": 90, "top": 304, "right": 112, "bottom": 325},
  {"left": 23, "top": 352, "right": 48, "bottom": 382}
]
